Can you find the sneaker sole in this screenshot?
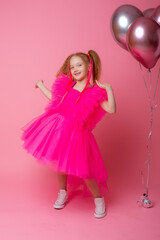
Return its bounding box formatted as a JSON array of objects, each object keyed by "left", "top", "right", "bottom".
[
  {"left": 94, "top": 211, "right": 106, "bottom": 218},
  {"left": 53, "top": 199, "right": 68, "bottom": 209}
]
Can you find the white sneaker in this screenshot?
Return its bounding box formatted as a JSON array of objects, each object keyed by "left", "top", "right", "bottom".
[
  {"left": 53, "top": 189, "right": 68, "bottom": 209},
  {"left": 94, "top": 197, "right": 106, "bottom": 218}
]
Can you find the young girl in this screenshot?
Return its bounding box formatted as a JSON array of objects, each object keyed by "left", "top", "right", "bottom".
[{"left": 21, "top": 50, "right": 116, "bottom": 218}]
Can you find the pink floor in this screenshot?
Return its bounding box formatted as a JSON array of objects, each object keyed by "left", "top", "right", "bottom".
[{"left": 1, "top": 173, "right": 160, "bottom": 240}]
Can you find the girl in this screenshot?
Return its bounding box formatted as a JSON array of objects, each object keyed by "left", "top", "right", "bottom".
[{"left": 21, "top": 50, "right": 116, "bottom": 218}]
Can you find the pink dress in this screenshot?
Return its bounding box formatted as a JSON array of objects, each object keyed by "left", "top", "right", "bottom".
[{"left": 21, "top": 73, "right": 108, "bottom": 190}]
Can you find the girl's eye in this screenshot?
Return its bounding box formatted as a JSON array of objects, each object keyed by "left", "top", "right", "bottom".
[{"left": 70, "top": 64, "right": 82, "bottom": 69}]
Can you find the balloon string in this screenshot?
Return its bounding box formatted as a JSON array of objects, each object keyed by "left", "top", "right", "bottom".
[
  {"left": 138, "top": 64, "right": 160, "bottom": 197},
  {"left": 139, "top": 64, "right": 159, "bottom": 110},
  {"left": 153, "top": 67, "right": 160, "bottom": 102},
  {"left": 149, "top": 69, "right": 152, "bottom": 96},
  {"left": 146, "top": 70, "right": 152, "bottom": 196},
  {"left": 149, "top": 70, "right": 152, "bottom": 107},
  {"left": 139, "top": 63, "right": 150, "bottom": 98}
]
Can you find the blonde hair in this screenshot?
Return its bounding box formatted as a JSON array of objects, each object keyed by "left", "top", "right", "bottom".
[{"left": 56, "top": 50, "right": 101, "bottom": 85}]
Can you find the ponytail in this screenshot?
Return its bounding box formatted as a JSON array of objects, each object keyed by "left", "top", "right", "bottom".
[
  {"left": 56, "top": 55, "right": 72, "bottom": 78},
  {"left": 88, "top": 50, "right": 101, "bottom": 84}
]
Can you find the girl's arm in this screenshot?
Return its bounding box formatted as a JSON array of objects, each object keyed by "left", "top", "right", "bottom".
[
  {"left": 35, "top": 80, "right": 52, "bottom": 100},
  {"left": 96, "top": 80, "right": 116, "bottom": 114}
]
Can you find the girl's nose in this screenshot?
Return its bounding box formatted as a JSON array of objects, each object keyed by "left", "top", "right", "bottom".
[{"left": 74, "top": 67, "right": 79, "bottom": 73}]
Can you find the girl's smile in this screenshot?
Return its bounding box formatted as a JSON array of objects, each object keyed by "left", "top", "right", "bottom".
[{"left": 70, "top": 56, "right": 89, "bottom": 82}]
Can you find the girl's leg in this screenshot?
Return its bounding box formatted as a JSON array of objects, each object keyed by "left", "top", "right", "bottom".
[
  {"left": 84, "top": 179, "right": 101, "bottom": 198},
  {"left": 85, "top": 178, "right": 106, "bottom": 218},
  {"left": 54, "top": 172, "right": 68, "bottom": 209},
  {"left": 57, "top": 172, "right": 68, "bottom": 190}
]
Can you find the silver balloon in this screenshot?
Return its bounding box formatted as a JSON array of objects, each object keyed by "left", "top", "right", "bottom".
[
  {"left": 126, "top": 17, "right": 160, "bottom": 69},
  {"left": 151, "top": 5, "right": 160, "bottom": 25},
  {"left": 143, "top": 8, "right": 154, "bottom": 17},
  {"left": 111, "top": 4, "right": 143, "bottom": 51}
]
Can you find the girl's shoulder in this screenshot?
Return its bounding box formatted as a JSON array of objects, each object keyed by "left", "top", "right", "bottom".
[
  {"left": 77, "top": 83, "right": 108, "bottom": 121},
  {"left": 75, "top": 83, "right": 108, "bottom": 129},
  {"left": 83, "top": 82, "right": 108, "bottom": 105}
]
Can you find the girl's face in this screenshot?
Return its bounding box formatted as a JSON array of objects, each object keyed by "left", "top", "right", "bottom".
[{"left": 70, "top": 56, "right": 89, "bottom": 81}]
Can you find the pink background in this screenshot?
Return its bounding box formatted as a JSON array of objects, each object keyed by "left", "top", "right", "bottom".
[{"left": 0, "top": 0, "right": 160, "bottom": 239}]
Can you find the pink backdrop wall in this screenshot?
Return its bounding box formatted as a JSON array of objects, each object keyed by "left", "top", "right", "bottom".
[{"left": 0, "top": 0, "right": 160, "bottom": 196}]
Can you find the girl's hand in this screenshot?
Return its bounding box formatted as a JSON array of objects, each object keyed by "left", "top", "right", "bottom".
[
  {"left": 95, "top": 80, "right": 112, "bottom": 91},
  {"left": 35, "top": 80, "right": 44, "bottom": 88}
]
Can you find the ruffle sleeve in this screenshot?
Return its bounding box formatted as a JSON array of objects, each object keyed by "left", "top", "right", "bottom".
[
  {"left": 75, "top": 83, "right": 108, "bottom": 131},
  {"left": 44, "top": 73, "right": 70, "bottom": 112}
]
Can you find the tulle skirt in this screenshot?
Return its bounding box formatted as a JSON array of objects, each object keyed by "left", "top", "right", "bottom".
[{"left": 21, "top": 110, "right": 109, "bottom": 193}]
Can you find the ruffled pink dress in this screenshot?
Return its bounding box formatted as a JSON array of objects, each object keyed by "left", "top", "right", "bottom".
[{"left": 21, "top": 73, "right": 109, "bottom": 190}]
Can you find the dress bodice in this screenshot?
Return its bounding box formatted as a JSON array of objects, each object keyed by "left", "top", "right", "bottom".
[{"left": 44, "top": 73, "right": 108, "bottom": 131}]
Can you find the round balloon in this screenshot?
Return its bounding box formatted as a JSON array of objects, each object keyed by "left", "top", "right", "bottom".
[
  {"left": 143, "top": 8, "right": 154, "bottom": 17},
  {"left": 111, "top": 4, "right": 143, "bottom": 51},
  {"left": 126, "top": 17, "right": 160, "bottom": 69},
  {"left": 151, "top": 5, "right": 160, "bottom": 25}
]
